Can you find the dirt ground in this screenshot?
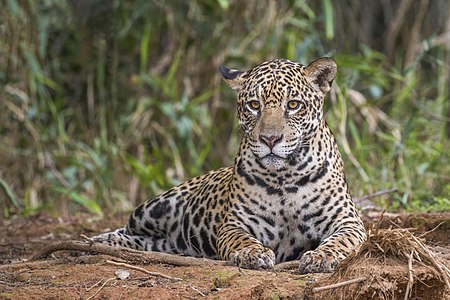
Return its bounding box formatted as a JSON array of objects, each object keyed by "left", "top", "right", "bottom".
[{"left": 0, "top": 211, "right": 449, "bottom": 300}]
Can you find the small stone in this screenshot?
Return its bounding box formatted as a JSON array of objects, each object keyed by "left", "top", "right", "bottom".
[{"left": 115, "top": 269, "right": 130, "bottom": 280}]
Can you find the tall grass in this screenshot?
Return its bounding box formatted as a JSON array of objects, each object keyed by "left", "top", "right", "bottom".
[{"left": 0, "top": 0, "right": 449, "bottom": 217}]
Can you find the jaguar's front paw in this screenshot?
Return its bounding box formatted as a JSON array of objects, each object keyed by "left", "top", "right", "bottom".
[
  {"left": 298, "top": 250, "right": 338, "bottom": 274},
  {"left": 229, "top": 247, "right": 275, "bottom": 270}
]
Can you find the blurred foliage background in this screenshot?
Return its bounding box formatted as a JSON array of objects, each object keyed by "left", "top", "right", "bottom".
[{"left": 1, "top": 0, "right": 449, "bottom": 218}]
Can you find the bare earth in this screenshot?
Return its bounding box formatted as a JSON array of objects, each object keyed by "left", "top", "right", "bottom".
[{"left": 1, "top": 212, "right": 449, "bottom": 299}]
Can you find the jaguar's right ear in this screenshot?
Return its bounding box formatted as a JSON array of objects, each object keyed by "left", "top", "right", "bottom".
[{"left": 219, "top": 65, "right": 247, "bottom": 91}]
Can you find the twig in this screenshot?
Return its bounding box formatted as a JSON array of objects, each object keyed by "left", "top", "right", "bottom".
[
  {"left": 86, "top": 277, "right": 116, "bottom": 300},
  {"left": 312, "top": 276, "right": 367, "bottom": 293},
  {"left": 118, "top": 286, "right": 129, "bottom": 300},
  {"left": 385, "top": 0, "right": 414, "bottom": 61},
  {"left": 105, "top": 260, "right": 182, "bottom": 281},
  {"left": 335, "top": 85, "right": 369, "bottom": 182},
  {"left": 86, "top": 278, "right": 105, "bottom": 291},
  {"left": 404, "top": 250, "right": 414, "bottom": 300},
  {"left": 189, "top": 284, "right": 207, "bottom": 297},
  {"left": 418, "top": 221, "right": 446, "bottom": 238},
  {"left": 404, "top": 0, "right": 430, "bottom": 66},
  {"left": 353, "top": 188, "right": 398, "bottom": 203},
  {"left": 375, "top": 210, "right": 386, "bottom": 234},
  {"left": 149, "top": 3, "right": 175, "bottom": 75},
  {"left": 0, "top": 259, "right": 69, "bottom": 271},
  {"left": 80, "top": 234, "right": 95, "bottom": 245}
]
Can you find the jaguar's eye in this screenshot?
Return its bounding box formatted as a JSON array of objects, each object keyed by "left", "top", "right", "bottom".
[
  {"left": 247, "top": 100, "right": 261, "bottom": 111},
  {"left": 287, "top": 100, "right": 301, "bottom": 110}
]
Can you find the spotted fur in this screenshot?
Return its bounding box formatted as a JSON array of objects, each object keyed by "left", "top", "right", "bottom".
[{"left": 92, "top": 57, "right": 366, "bottom": 273}]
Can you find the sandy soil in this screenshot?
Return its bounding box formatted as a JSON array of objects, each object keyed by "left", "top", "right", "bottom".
[{"left": 0, "top": 212, "right": 449, "bottom": 299}]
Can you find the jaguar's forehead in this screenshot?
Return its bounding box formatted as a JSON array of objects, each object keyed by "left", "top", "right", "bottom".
[
  {"left": 239, "top": 59, "right": 310, "bottom": 105},
  {"left": 250, "top": 58, "right": 302, "bottom": 71}
]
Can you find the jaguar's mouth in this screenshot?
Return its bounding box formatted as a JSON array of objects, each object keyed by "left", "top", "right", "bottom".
[{"left": 263, "top": 153, "right": 285, "bottom": 160}]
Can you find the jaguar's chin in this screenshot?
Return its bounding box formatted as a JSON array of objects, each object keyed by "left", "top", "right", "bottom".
[{"left": 259, "top": 153, "right": 288, "bottom": 168}]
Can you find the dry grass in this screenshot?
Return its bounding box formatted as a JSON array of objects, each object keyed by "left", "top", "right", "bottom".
[{"left": 311, "top": 223, "right": 450, "bottom": 299}]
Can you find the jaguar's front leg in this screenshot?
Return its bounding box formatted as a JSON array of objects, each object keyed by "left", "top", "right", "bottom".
[
  {"left": 298, "top": 225, "right": 366, "bottom": 274},
  {"left": 217, "top": 221, "right": 275, "bottom": 270}
]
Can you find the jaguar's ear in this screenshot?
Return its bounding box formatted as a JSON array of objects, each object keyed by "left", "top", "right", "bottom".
[
  {"left": 304, "top": 57, "right": 337, "bottom": 95},
  {"left": 219, "top": 65, "right": 247, "bottom": 91}
]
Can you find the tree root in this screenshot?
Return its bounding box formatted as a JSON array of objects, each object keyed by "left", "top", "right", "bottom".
[
  {"left": 273, "top": 260, "right": 300, "bottom": 271},
  {"left": 29, "top": 240, "right": 298, "bottom": 271},
  {"left": 30, "top": 240, "right": 227, "bottom": 267}
]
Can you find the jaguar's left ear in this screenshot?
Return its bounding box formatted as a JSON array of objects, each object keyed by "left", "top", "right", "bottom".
[
  {"left": 219, "top": 65, "right": 247, "bottom": 91},
  {"left": 304, "top": 57, "right": 337, "bottom": 95}
]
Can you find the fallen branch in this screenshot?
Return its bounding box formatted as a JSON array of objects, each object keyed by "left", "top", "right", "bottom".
[
  {"left": 30, "top": 240, "right": 227, "bottom": 267},
  {"left": 106, "top": 260, "right": 182, "bottom": 281},
  {"left": 30, "top": 239, "right": 306, "bottom": 272},
  {"left": 312, "top": 276, "right": 367, "bottom": 293}
]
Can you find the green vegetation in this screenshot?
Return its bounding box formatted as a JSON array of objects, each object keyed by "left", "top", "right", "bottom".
[
  {"left": 211, "top": 271, "right": 239, "bottom": 289},
  {"left": 1, "top": 0, "right": 449, "bottom": 217}
]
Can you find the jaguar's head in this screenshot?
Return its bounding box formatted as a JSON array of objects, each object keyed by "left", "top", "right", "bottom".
[{"left": 220, "top": 58, "right": 336, "bottom": 168}]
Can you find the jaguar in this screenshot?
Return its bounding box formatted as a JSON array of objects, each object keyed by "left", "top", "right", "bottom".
[{"left": 92, "top": 57, "right": 366, "bottom": 274}]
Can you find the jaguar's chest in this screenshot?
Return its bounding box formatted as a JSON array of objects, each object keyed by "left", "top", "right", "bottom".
[{"left": 231, "top": 182, "right": 329, "bottom": 259}]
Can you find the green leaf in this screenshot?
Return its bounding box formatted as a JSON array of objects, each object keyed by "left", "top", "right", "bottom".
[
  {"left": 140, "top": 22, "right": 151, "bottom": 75},
  {"left": 0, "top": 179, "right": 20, "bottom": 208},
  {"left": 54, "top": 187, "right": 103, "bottom": 217},
  {"left": 322, "top": 0, "right": 334, "bottom": 40},
  {"left": 217, "top": 0, "right": 229, "bottom": 10},
  {"left": 6, "top": 0, "right": 20, "bottom": 18}
]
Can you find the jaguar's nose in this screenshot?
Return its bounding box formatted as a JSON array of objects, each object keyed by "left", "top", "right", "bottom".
[{"left": 259, "top": 134, "right": 283, "bottom": 149}]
